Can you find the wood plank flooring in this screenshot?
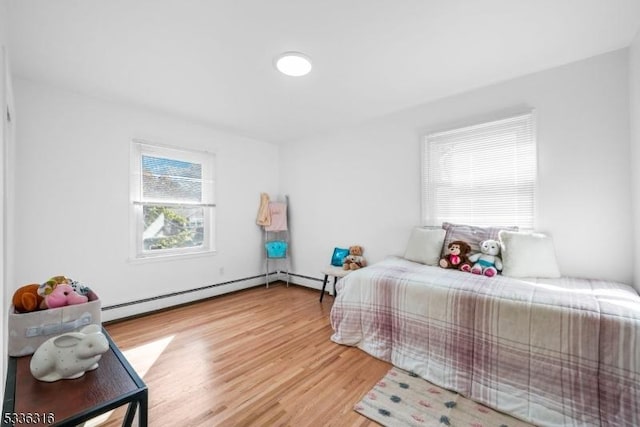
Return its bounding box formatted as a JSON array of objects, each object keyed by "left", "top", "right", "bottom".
[{"left": 100, "top": 282, "right": 391, "bottom": 426}]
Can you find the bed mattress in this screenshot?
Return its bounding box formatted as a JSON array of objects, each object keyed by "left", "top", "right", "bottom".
[{"left": 330, "top": 256, "right": 640, "bottom": 426}]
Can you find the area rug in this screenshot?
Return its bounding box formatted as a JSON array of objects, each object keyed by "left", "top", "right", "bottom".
[{"left": 355, "top": 367, "right": 533, "bottom": 427}]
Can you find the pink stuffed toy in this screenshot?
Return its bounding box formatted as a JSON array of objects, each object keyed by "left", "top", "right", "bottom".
[{"left": 45, "top": 284, "right": 88, "bottom": 309}]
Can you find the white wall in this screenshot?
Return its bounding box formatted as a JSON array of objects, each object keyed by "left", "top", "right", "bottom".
[
  {"left": 13, "top": 79, "right": 280, "bottom": 320},
  {"left": 631, "top": 30, "right": 640, "bottom": 291},
  {"left": 0, "top": 0, "right": 10, "bottom": 400},
  {"left": 282, "top": 49, "right": 633, "bottom": 286}
]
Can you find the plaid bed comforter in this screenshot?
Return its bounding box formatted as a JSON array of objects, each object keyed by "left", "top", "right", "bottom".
[{"left": 330, "top": 256, "right": 640, "bottom": 427}]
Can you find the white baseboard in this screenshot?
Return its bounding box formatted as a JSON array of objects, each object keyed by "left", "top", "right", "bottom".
[
  {"left": 286, "top": 273, "right": 339, "bottom": 298},
  {"left": 101, "top": 272, "right": 333, "bottom": 323},
  {"left": 101, "top": 276, "right": 267, "bottom": 322},
  {"left": 287, "top": 275, "right": 322, "bottom": 290}
]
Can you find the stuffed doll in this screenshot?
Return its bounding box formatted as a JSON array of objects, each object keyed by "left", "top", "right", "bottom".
[
  {"left": 37, "top": 276, "right": 90, "bottom": 309},
  {"left": 439, "top": 240, "right": 472, "bottom": 271},
  {"left": 468, "top": 239, "right": 503, "bottom": 277},
  {"left": 12, "top": 284, "right": 45, "bottom": 313},
  {"left": 68, "top": 278, "right": 92, "bottom": 297},
  {"left": 343, "top": 245, "right": 367, "bottom": 270},
  {"left": 44, "top": 284, "right": 88, "bottom": 309},
  {"left": 37, "top": 275, "right": 70, "bottom": 298}
]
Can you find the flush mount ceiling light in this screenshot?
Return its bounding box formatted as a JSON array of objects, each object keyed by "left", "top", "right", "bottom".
[{"left": 274, "top": 51, "right": 312, "bottom": 77}]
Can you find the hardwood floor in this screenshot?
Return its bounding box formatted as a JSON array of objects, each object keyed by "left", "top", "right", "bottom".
[{"left": 100, "top": 282, "right": 391, "bottom": 426}]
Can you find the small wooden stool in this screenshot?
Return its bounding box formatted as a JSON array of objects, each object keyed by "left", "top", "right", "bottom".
[{"left": 320, "top": 266, "right": 351, "bottom": 302}]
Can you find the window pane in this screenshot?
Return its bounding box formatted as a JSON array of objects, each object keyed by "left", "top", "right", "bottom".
[
  {"left": 142, "top": 205, "right": 204, "bottom": 251},
  {"left": 423, "top": 113, "right": 536, "bottom": 228},
  {"left": 142, "top": 155, "right": 202, "bottom": 203},
  {"left": 132, "top": 141, "right": 215, "bottom": 259}
]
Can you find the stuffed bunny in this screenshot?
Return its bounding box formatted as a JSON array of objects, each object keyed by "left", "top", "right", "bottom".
[{"left": 468, "top": 239, "right": 502, "bottom": 277}]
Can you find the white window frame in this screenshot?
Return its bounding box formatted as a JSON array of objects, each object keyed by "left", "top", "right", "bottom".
[
  {"left": 422, "top": 111, "right": 537, "bottom": 229},
  {"left": 130, "top": 140, "right": 216, "bottom": 260}
]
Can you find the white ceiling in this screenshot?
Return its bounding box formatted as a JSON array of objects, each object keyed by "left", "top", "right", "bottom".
[{"left": 7, "top": 0, "right": 640, "bottom": 143}]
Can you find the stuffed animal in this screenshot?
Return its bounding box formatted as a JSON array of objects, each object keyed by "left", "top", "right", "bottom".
[
  {"left": 44, "top": 284, "right": 88, "bottom": 309},
  {"left": 12, "top": 284, "right": 45, "bottom": 313},
  {"left": 439, "top": 240, "right": 472, "bottom": 271},
  {"left": 68, "top": 278, "right": 91, "bottom": 297},
  {"left": 343, "top": 245, "right": 367, "bottom": 270},
  {"left": 37, "top": 275, "right": 70, "bottom": 299},
  {"left": 468, "top": 239, "right": 503, "bottom": 277}
]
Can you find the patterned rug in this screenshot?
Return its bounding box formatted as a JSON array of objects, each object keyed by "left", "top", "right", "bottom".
[{"left": 355, "top": 367, "right": 534, "bottom": 427}]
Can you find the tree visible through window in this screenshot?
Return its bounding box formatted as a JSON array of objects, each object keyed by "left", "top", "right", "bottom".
[{"left": 131, "top": 142, "right": 215, "bottom": 258}]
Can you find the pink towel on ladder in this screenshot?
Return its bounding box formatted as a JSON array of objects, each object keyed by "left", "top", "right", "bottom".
[{"left": 264, "top": 202, "right": 288, "bottom": 231}]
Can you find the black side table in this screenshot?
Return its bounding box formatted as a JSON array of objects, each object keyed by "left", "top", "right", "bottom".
[{"left": 2, "top": 328, "right": 147, "bottom": 427}]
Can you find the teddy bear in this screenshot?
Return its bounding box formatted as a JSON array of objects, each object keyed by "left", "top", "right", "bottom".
[
  {"left": 439, "top": 240, "right": 472, "bottom": 271},
  {"left": 12, "top": 284, "right": 45, "bottom": 313},
  {"left": 343, "top": 245, "right": 367, "bottom": 270},
  {"left": 468, "top": 239, "right": 503, "bottom": 277}
]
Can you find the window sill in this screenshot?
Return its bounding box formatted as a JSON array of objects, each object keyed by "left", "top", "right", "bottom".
[{"left": 128, "top": 249, "right": 217, "bottom": 264}]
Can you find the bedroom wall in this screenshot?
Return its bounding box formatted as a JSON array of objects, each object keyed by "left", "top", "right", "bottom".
[
  {"left": 281, "top": 48, "right": 633, "bottom": 286},
  {"left": 0, "top": 0, "right": 10, "bottom": 399},
  {"left": 12, "top": 79, "right": 280, "bottom": 321},
  {"left": 630, "top": 30, "right": 640, "bottom": 292}
]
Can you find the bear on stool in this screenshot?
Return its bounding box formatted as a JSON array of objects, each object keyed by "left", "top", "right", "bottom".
[{"left": 343, "top": 245, "right": 367, "bottom": 270}]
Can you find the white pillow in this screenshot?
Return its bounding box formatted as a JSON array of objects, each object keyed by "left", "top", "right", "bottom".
[
  {"left": 404, "top": 227, "right": 446, "bottom": 266},
  {"left": 499, "top": 230, "right": 561, "bottom": 278}
]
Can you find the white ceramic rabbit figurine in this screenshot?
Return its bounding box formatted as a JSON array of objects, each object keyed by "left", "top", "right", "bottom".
[{"left": 30, "top": 324, "right": 109, "bottom": 382}]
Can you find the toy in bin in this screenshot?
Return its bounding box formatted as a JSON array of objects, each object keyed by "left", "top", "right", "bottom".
[
  {"left": 9, "top": 275, "right": 101, "bottom": 357},
  {"left": 12, "top": 276, "right": 90, "bottom": 313}
]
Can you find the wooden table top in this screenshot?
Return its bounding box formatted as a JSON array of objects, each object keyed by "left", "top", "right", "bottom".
[{"left": 5, "top": 329, "right": 146, "bottom": 427}]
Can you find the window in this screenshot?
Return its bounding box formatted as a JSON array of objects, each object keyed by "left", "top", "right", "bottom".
[
  {"left": 131, "top": 141, "right": 215, "bottom": 258},
  {"left": 422, "top": 112, "right": 536, "bottom": 228}
]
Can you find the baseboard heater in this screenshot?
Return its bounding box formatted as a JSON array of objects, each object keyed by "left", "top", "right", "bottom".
[
  {"left": 286, "top": 272, "right": 323, "bottom": 282},
  {"left": 101, "top": 272, "right": 326, "bottom": 322},
  {"left": 102, "top": 273, "right": 276, "bottom": 322},
  {"left": 102, "top": 273, "right": 275, "bottom": 311}
]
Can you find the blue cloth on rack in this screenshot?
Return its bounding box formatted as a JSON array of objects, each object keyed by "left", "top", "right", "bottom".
[{"left": 265, "top": 240, "right": 288, "bottom": 258}]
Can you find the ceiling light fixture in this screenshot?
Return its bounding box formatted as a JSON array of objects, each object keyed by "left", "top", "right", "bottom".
[{"left": 275, "top": 52, "right": 312, "bottom": 77}]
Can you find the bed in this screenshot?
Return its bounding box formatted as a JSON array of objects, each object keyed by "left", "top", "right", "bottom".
[{"left": 330, "top": 256, "right": 640, "bottom": 427}]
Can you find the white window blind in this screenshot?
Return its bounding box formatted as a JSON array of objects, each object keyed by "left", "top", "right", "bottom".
[
  {"left": 422, "top": 112, "right": 536, "bottom": 228},
  {"left": 131, "top": 141, "right": 216, "bottom": 258}
]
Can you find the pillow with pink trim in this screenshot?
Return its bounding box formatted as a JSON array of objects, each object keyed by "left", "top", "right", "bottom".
[{"left": 441, "top": 222, "right": 518, "bottom": 258}]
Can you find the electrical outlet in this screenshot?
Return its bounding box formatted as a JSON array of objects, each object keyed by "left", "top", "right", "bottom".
[{"left": 219, "top": 267, "right": 224, "bottom": 275}]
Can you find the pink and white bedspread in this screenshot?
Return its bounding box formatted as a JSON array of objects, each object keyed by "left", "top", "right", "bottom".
[{"left": 330, "top": 256, "right": 640, "bottom": 427}]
